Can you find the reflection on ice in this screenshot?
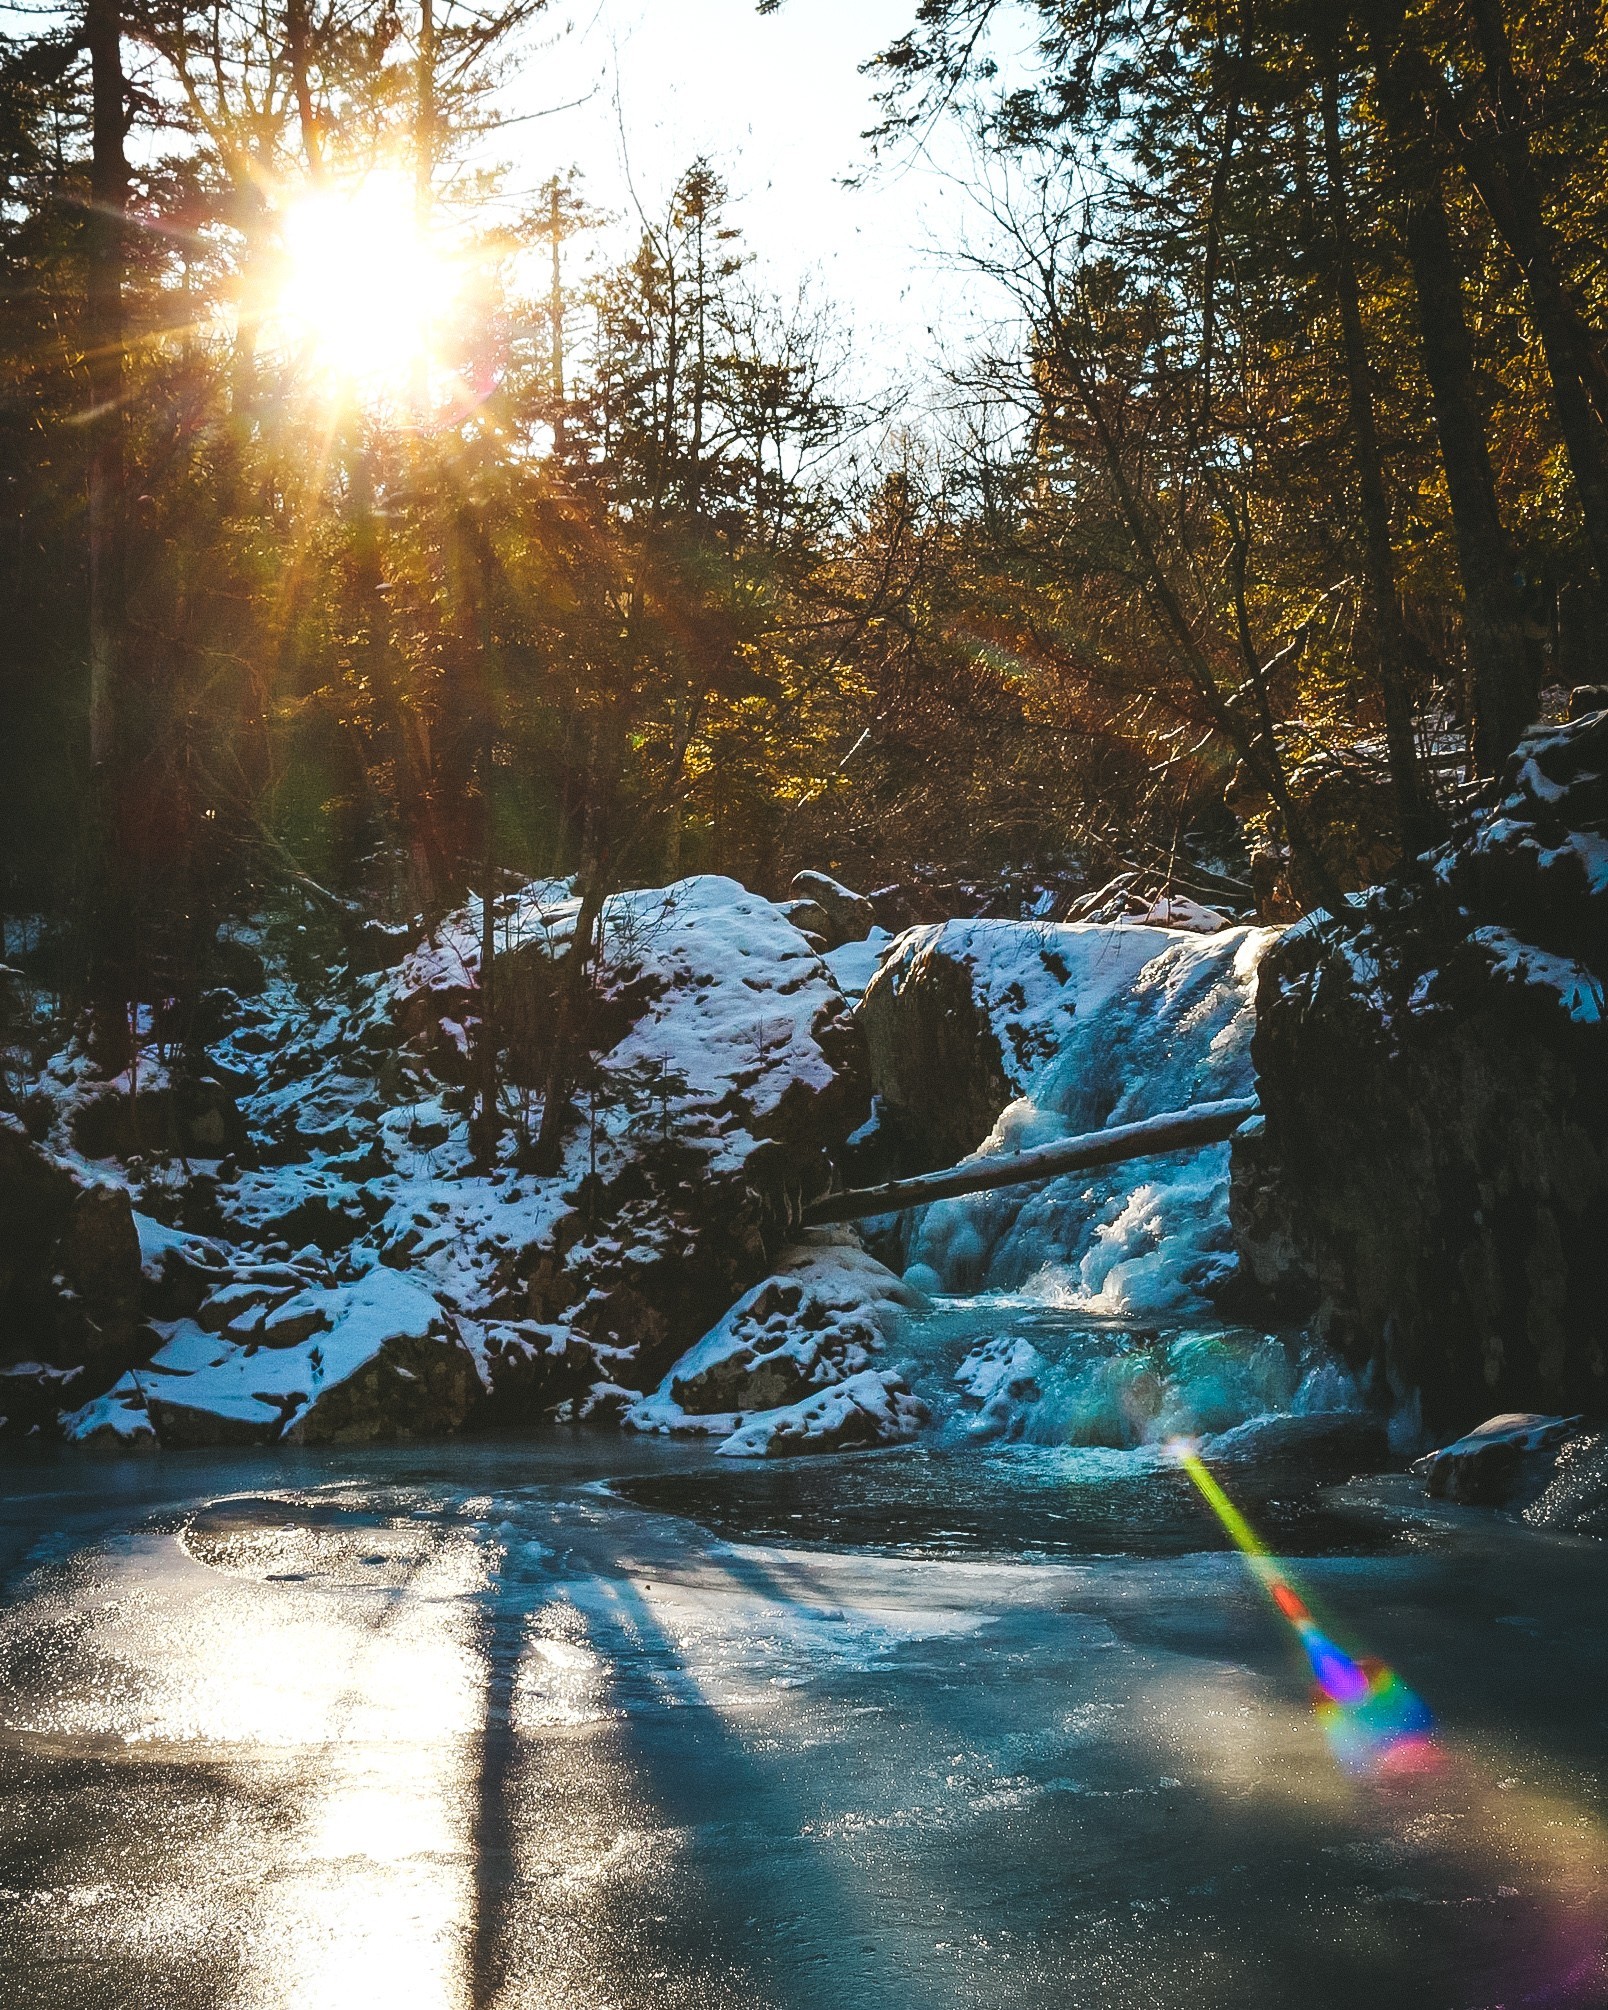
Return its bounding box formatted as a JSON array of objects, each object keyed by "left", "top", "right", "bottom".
[{"left": 2, "top": 1448, "right": 1607, "bottom": 2009}]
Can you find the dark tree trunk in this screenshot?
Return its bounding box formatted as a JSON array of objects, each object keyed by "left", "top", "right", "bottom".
[
  {"left": 530, "top": 876, "right": 606, "bottom": 1174},
  {"left": 1375, "top": 22, "right": 1538, "bottom": 774},
  {"left": 286, "top": 0, "right": 324, "bottom": 181},
  {"left": 1320, "top": 57, "right": 1431, "bottom": 853},
  {"left": 1455, "top": 0, "right": 1608, "bottom": 589},
  {"left": 84, "top": 0, "right": 126, "bottom": 776}
]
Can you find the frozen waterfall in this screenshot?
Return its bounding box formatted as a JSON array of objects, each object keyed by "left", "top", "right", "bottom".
[{"left": 901, "top": 925, "right": 1278, "bottom": 1313}]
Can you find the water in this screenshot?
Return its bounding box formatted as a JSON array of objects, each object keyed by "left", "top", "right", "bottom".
[{"left": 901, "top": 928, "right": 1271, "bottom": 1310}]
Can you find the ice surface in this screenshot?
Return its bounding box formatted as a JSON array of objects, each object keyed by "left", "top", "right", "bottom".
[{"left": 6, "top": 1446, "right": 1605, "bottom": 2010}]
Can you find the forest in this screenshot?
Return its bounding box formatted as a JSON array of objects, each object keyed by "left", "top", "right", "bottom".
[
  {"left": 4, "top": 0, "right": 1606, "bottom": 1026},
  {"left": 4, "top": 5, "right": 1608, "bottom": 2004}
]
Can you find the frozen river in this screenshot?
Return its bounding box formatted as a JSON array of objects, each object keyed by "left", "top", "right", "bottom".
[{"left": 2, "top": 1429, "right": 1606, "bottom": 2010}]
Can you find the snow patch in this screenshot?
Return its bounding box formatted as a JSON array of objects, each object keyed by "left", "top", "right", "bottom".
[{"left": 1469, "top": 926, "right": 1604, "bottom": 1024}]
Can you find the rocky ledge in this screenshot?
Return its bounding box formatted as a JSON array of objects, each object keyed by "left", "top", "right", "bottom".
[
  {"left": 1237, "top": 709, "right": 1607, "bottom": 1434},
  {"left": 1, "top": 875, "right": 908, "bottom": 1451}
]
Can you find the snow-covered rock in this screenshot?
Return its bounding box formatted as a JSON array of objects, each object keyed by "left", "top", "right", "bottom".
[
  {"left": 715, "top": 1369, "right": 927, "bottom": 1458},
  {"left": 789, "top": 870, "right": 876, "bottom": 948},
  {"left": 1243, "top": 708, "right": 1608, "bottom": 1431},
  {"left": 1414, "top": 1411, "right": 1586, "bottom": 1505},
  {"left": 60, "top": 1267, "right": 478, "bottom": 1447},
  {"left": 28, "top": 875, "right": 876, "bottom": 1442},
  {"left": 1137, "top": 894, "right": 1230, "bottom": 933},
  {"left": 952, "top": 1336, "right": 1049, "bottom": 1438},
  {"left": 57, "top": 1371, "right": 156, "bottom": 1448},
  {"left": 624, "top": 1237, "right": 922, "bottom": 1437}
]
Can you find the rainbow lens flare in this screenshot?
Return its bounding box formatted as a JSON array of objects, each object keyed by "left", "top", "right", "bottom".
[{"left": 1169, "top": 1441, "right": 1435, "bottom": 1774}]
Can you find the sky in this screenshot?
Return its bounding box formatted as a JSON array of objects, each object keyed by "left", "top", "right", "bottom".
[{"left": 485, "top": 0, "right": 1019, "bottom": 395}]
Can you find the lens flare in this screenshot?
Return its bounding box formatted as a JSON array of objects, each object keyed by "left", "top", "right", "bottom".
[
  {"left": 265, "top": 172, "right": 462, "bottom": 402},
  {"left": 1168, "top": 1439, "right": 1435, "bottom": 1774}
]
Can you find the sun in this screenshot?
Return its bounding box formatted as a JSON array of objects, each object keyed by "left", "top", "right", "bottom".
[{"left": 267, "top": 172, "right": 461, "bottom": 402}]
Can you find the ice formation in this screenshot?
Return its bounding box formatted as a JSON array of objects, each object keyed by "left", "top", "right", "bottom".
[{"left": 901, "top": 926, "right": 1278, "bottom": 1312}]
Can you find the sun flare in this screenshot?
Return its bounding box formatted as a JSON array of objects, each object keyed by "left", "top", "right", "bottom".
[{"left": 268, "top": 173, "right": 460, "bottom": 400}]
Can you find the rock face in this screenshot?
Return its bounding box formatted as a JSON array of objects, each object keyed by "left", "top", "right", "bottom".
[
  {"left": 0, "top": 1117, "right": 145, "bottom": 1419},
  {"left": 856, "top": 920, "right": 1177, "bottom": 1172},
  {"left": 1241, "top": 710, "right": 1608, "bottom": 1432},
  {"left": 33, "top": 875, "right": 874, "bottom": 1445}
]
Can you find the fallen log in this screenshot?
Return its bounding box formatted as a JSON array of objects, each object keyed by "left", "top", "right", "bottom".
[{"left": 804, "top": 1096, "right": 1261, "bottom": 1226}]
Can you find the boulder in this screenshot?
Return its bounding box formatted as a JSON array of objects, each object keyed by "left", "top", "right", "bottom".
[
  {"left": 1242, "top": 709, "right": 1608, "bottom": 1432},
  {"left": 777, "top": 897, "right": 832, "bottom": 940},
  {"left": 953, "top": 1335, "right": 1049, "bottom": 1439},
  {"left": 1414, "top": 1411, "right": 1585, "bottom": 1506},
  {"left": 789, "top": 870, "right": 876, "bottom": 949},
  {"left": 0, "top": 1116, "right": 144, "bottom": 1397},
  {"left": 71, "top": 1072, "right": 250, "bottom": 1162},
  {"left": 716, "top": 1368, "right": 928, "bottom": 1457},
  {"left": 61, "top": 1268, "right": 480, "bottom": 1447},
  {"left": 624, "top": 1238, "right": 922, "bottom": 1432},
  {"left": 0, "top": 1113, "right": 77, "bottom": 1351}
]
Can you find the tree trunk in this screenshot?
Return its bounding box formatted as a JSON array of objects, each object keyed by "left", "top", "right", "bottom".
[
  {"left": 1374, "top": 21, "right": 1538, "bottom": 774},
  {"left": 530, "top": 876, "right": 606, "bottom": 1174},
  {"left": 1320, "top": 58, "right": 1431, "bottom": 853},
  {"left": 473, "top": 865, "right": 499, "bottom": 1163},
  {"left": 548, "top": 180, "right": 566, "bottom": 451},
  {"left": 84, "top": 0, "right": 126, "bottom": 776},
  {"left": 286, "top": 0, "right": 324, "bottom": 181},
  {"left": 1455, "top": 0, "right": 1608, "bottom": 589},
  {"left": 415, "top": 0, "right": 434, "bottom": 226},
  {"left": 805, "top": 1098, "right": 1261, "bottom": 1226}
]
